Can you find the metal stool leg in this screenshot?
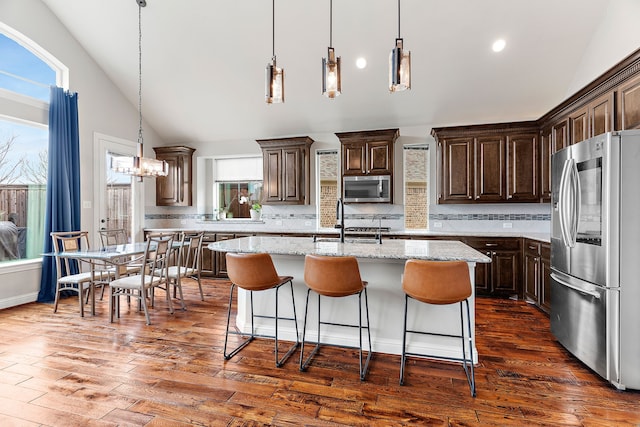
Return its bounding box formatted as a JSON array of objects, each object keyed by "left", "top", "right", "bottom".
[
  {"left": 274, "top": 280, "right": 300, "bottom": 367},
  {"left": 224, "top": 284, "right": 255, "bottom": 360}
]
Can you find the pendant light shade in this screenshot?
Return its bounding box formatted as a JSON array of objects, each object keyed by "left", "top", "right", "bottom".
[
  {"left": 112, "top": 0, "right": 168, "bottom": 178},
  {"left": 265, "top": 0, "right": 284, "bottom": 104},
  {"left": 265, "top": 57, "right": 284, "bottom": 104},
  {"left": 389, "top": 0, "right": 411, "bottom": 92},
  {"left": 389, "top": 38, "right": 411, "bottom": 92},
  {"left": 322, "top": 0, "right": 341, "bottom": 98}
]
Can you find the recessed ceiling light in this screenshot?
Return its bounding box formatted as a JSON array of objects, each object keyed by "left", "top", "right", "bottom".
[
  {"left": 356, "top": 57, "right": 367, "bottom": 69},
  {"left": 492, "top": 39, "right": 506, "bottom": 53}
]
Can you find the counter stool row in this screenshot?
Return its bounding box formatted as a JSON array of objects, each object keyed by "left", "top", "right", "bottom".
[{"left": 223, "top": 252, "right": 476, "bottom": 396}]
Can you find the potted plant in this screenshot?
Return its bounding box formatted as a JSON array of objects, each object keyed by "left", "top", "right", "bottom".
[{"left": 250, "top": 203, "right": 262, "bottom": 221}]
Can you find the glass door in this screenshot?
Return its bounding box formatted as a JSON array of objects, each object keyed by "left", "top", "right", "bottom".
[{"left": 94, "top": 133, "right": 143, "bottom": 243}]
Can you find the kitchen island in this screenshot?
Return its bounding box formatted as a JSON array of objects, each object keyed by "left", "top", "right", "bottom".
[{"left": 208, "top": 236, "right": 490, "bottom": 361}]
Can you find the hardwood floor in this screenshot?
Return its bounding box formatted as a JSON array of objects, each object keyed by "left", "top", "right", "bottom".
[{"left": 0, "top": 278, "right": 638, "bottom": 426}]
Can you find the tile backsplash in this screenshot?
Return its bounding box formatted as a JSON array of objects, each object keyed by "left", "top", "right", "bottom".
[{"left": 145, "top": 202, "right": 550, "bottom": 234}]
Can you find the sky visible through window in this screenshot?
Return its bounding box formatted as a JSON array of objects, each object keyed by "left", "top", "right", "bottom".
[
  {"left": 0, "top": 32, "right": 53, "bottom": 185},
  {"left": 0, "top": 33, "right": 55, "bottom": 101}
]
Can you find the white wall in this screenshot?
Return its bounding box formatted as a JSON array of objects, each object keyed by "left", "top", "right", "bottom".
[
  {"left": 566, "top": 0, "right": 640, "bottom": 96},
  {"left": 0, "top": 0, "right": 166, "bottom": 308}
]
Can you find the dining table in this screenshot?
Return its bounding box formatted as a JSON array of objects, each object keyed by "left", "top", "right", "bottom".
[{"left": 45, "top": 242, "right": 151, "bottom": 316}]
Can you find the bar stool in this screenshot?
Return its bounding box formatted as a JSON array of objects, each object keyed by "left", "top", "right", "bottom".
[
  {"left": 224, "top": 252, "right": 299, "bottom": 367},
  {"left": 300, "top": 254, "right": 372, "bottom": 381},
  {"left": 400, "top": 259, "right": 476, "bottom": 397}
]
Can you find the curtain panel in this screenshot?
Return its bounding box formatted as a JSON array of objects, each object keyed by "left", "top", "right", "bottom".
[{"left": 37, "top": 87, "right": 81, "bottom": 303}]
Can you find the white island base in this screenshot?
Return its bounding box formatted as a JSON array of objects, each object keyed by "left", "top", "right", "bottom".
[{"left": 209, "top": 237, "right": 491, "bottom": 364}]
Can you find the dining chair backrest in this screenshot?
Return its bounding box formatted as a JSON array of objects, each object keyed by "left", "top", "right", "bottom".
[
  {"left": 181, "top": 231, "right": 204, "bottom": 271},
  {"left": 143, "top": 234, "right": 174, "bottom": 282},
  {"left": 98, "top": 228, "right": 128, "bottom": 248},
  {"left": 51, "top": 231, "right": 90, "bottom": 278}
]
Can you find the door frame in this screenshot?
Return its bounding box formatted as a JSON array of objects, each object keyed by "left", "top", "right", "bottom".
[{"left": 93, "top": 132, "right": 144, "bottom": 242}]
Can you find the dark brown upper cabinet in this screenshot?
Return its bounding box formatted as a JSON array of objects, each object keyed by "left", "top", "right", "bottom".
[
  {"left": 256, "top": 136, "right": 314, "bottom": 205},
  {"left": 474, "top": 135, "right": 505, "bottom": 202},
  {"left": 336, "top": 128, "right": 397, "bottom": 177},
  {"left": 506, "top": 132, "right": 538, "bottom": 202},
  {"left": 153, "top": 146, "right": 195, "bottom": 206},
  {"left": 433, "top": 124, "right": 538, "bottom": 204},
  {"left": 618, "top": 73, "right": 640, "bottom": 130},
  {"left": 439, "top": 137, "right": 474, "bottom": 202}
]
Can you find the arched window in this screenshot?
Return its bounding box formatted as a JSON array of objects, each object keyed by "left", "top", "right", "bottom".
[{"left": 0, "top": 23, "right": 67, "bottom": 263}]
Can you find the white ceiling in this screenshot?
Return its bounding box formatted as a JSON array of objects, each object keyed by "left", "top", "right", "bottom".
[{"left": 39, "top": 0, "right": 625, "bottom": 144}]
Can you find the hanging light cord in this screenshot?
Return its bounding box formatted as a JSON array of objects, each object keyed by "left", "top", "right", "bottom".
[
  {"left": 137, "top": 2, "right": 143, "bottom": 145},
  {"left": 329, "top": 0, "right": 333, "bottom": 47},
  {"left": 271, "top": 0, "right": 275, "bottom": 59},
  {"left": 397, "top": 0, "right": 401, "bottom": 38}
]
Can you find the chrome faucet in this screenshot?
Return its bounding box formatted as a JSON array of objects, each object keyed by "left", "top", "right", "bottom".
[{"left": 336, "top": 198, "right": 345, "bottom": 243}]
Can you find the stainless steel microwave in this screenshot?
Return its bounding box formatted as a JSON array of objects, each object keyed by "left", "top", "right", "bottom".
[{"left": 343, "top": 175, "right": 391, "bottom": 203}]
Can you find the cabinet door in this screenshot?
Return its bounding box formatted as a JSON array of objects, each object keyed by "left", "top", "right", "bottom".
[
  {"left": 154, "top": 147, "right": 194, "bottom": 206},
  {"left": 569, "top": 108, "right": 588, "bottom": 145},
  {"left": 506, "top": 133, "right": 538, "bottom": 201},
  {"left": 618, "top": 74, "right": 640, "bottom": 130},
  {"left": 440, "top": 137, "right": 474, "bottom": 203},
  {"left": 474, "top": 254, "right": 492, "bottom": 295},
  {"left": 492, "top": 250, "right": 520, "bottom": 296},
  {"left": 474, "top": 136, "right": 505, "bottom": 201},
  {"left": 552, "top": 119, "right": 569, "bottom": 152},
  {"left": 282, "top": 147, "right": 303, "bottom": 202},
  {"left": 540, "top": 127, "right": 552, "bottom": 202},
  {"left": 589, "top": 92, "right": 614, "bottom": 138},
  {"left": 214, "top": 233, "right": 235, "bottom": 278},
  {"left": 367, "top": 141, "right": 393, "bottom": 175},
  {"left": 523, "top": 239, "right": 540, "bottom": 303},
  {"left": 263, "top": 148, "right": 283, "bottom": 203},
  {"left": 342, "top": 143, "right": 366, "bottom": 175},
  {"left": 540, "top": 244, "right": 551, "bottom": 314},
  {"left": 156, "top": 154, "right": 180, "bottom": 205},
  {"left": 200, "top": 233, "right": 217, "bottom": 277}
]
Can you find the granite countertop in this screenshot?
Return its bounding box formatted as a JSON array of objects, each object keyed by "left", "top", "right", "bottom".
[
  {"left": 207, "top": 236, "right": 492, "bottom": 263},
  {"left": 145, "top": 226, "right": 550, "bottom": 243}
]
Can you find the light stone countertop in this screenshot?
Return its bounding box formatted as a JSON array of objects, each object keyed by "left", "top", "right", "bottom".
[
  {"left": 145, "top": 226, "right": 550, "bottom": 243},
  {"left": 207, "top": 235, "right": 491, "bottom": 263}
]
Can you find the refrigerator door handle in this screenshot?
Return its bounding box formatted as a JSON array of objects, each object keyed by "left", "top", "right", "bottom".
[
  {"left": 551, "top": 272, "right": 601, "bottom": 299},
  {"left": 569, "top": 160, "right": 581, "bottom": 245},
  {"left": 558, "top": 158, "right": 576, "bottom": 247}
]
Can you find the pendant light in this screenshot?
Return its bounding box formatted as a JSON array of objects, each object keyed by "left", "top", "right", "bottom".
[
  {"left": 265, "top": 0, "right": 284, "bottom": 104},
  {"left": 389, "top": 0, "right": 411, "bottom": 92},
  {"left": 322, "top": 0, "right": 341, "bottom": 98},
  {"left": 111, "top": 0, "right": 168, "bottom": 178}
]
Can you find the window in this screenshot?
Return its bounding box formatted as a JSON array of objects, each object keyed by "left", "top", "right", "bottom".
[
  {"left": 0, "top": 24, "right": 66, "bottom": 263},
  {"left": 214, "top": 157, "right": 262, "bottom": 219},
  {"left": 316, "top": 149, "right": 339, "bottom": 228},
  {"left": 403, "top": 144, "right": 429, "bottom": 229}
]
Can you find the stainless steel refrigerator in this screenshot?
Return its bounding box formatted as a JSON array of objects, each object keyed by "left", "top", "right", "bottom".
[{"left": 551, "top": 130, "right": 640, "bottom": 390}]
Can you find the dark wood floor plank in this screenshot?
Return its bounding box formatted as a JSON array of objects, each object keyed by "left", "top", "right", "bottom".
[{"left": 0, "top": 278, "right": 638, "bottom": 426}]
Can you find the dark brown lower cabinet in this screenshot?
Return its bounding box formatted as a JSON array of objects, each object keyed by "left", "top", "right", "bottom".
[
  {"left": 200, "top": 232, "right": 217, "bottom": 277},
  {"left": 523, "top": 238, "right": 551, "bottom": 314},
  {"left": 464, "top": 237, "right": 521, "bottom": 298}
]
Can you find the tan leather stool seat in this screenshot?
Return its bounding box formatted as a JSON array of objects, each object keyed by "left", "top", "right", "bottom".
[
  {"left": 403, "top": 260, "right": 472, "bottom": 305},
  {"left": 300, "top": 254, "right": 372, "bottom": 380},
  {"left": 400, "top": 259, "right": 476, "bottom": 397},
  {"left": 224, "top": 252, "right": 299, "bottom": 367}
]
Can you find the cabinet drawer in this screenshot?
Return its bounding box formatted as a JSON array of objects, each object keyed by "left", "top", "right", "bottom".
[
  {"left": 524, "top": 240, "right": 541, "bottom": 256},
  {"left": 466, "top": 238, "right": 520, "bottom": 251}
]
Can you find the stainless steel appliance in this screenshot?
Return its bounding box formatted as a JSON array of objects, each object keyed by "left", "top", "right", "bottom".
[
  {"left": 551, "top": 130, "right": 640, "bottom": 390},
  {"left": 343, "top": 175, "right": 391, "bottom": 203}
]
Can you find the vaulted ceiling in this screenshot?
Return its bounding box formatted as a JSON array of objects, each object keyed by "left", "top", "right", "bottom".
[{"left": 40, "top": 0, "right": 636, "bottom": 143}]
